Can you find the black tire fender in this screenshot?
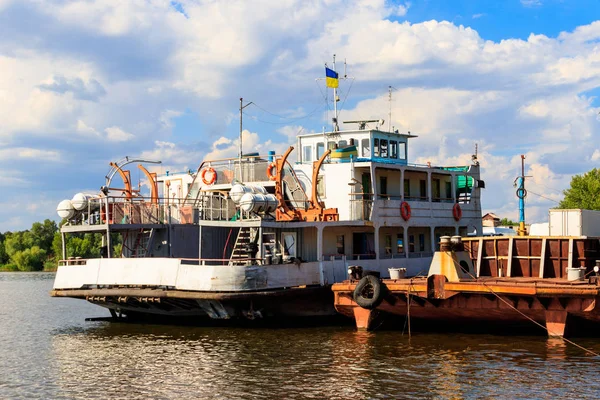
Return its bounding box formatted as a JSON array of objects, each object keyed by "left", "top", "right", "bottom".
[{"left": 353, "top": 275, "right": 385, "bottom": 310}]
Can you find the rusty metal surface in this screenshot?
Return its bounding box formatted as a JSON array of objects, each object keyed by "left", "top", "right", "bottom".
[{"left": 462, "top": 237, "right": 600, "bottom": 279}]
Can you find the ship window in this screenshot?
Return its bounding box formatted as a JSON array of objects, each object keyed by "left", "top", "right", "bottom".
[
  {"left": 361, "top": 139, "right": 371, "bottom": 157},
  {"left": 390, "top": 141, "right": 398, "bottom": 159},
  {"left": 327, "top": 142, "right": 337, "bottom": 151},
  {"left": 420, "top": 180, "right": 427, "bottom": 199},
  {"left": 303, "top": 146, "right": 312, "bottom": 162},
  {"left": 380, "top": 176, "right": 387, "bottom": 198},
  {"left": 445, "top": 182, "right": 452, "bottom": 200},
  {"left": 281, "top": 232, "right": 297, "bottom": 258},
  {"left": 404, "top": 179, "right": 410, "bottom": 198},
  {"left": 433, "top": 179, "right": 441, "bottom": 202},
  {"left": 419, "top": 234, "right": 425, "bottom": 252},
  {"left": 385, "top": 234, "right": 392, "bottom": 255},
  {"left": 316, "top": 142, "right": 325, "bottom": 159},
  {"left": 397, "top": 236, "right": 404, "bottom": 253},
  {"left": 409, "top": 235, "right": 415, "bottom": 253},
  {"left": 339, "top": 140, "right": 347, "bottom": 148},
  {"left": 336, "top": 235, "right": 345, "bottom": 255},
  {"left": 380, "top": 139, "right": 388, "bottom": 157},
  {"left": 399, "top": 142, "right": 406, "bottom": 160},
  {"left": 317, "top": 175, "right": 326, "bottom": 199},
  {"left": 374, "top": 138, "right": 380, "bottom": 157}
]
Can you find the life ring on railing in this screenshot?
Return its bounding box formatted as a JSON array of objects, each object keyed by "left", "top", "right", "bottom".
[
  {"left": 400, "top": 201, "right": 411, "bottom": 221},
  {"left": 201, "top": 167, "right": 217, "bottom": 185},
  {"left": 266, "top": 162, "right": 278, "bottom": 181},
  {"left": 453, "top": 203, "right": 462, "bottom": 221},
  {"left": 353, "top": 275, "right": 385, "bottom": 310}
]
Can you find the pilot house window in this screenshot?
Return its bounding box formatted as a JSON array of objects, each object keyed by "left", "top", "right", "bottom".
[
  {"left": 390, "top": 141, "right": 398, "bottom": 159},
  {"left": 303, "top": 146, "right": 312, "bottom": 162},
  {"left": 380, "top": 139, "right": 388, "bottom": 158},
  {"left": 316, "top": 142, "right": 325, "bottom": 159},
  {"left": 361, "top": 139, "right": 371, "bottom": 157},
  {"left": 373, "top": 138, "right": 380, "bottom": 157}
]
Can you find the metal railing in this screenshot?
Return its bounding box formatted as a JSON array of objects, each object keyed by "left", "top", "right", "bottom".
[{"left": 65, "top": 193, "right": 263, "bottom": 227}]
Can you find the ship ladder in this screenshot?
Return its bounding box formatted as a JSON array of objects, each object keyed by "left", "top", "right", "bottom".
[
  {"left": 228, "top": 227, "right": 256, "bottom": 266},
  {"left": 132, "top": 228, "right": 154, "bottom": 257}
]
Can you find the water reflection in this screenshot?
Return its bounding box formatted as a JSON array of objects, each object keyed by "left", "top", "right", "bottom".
[{"left": 3, "top": 274, "right": 600, "bottom": 399}]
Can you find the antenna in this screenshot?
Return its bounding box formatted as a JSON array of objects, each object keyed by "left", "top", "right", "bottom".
[{"left": 332, "top": 54, "right": 339, "bottom": 131}]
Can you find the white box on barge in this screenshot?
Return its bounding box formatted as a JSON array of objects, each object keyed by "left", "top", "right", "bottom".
[{"left": 549, "top": 209, "right": 600, "bottom": 237}]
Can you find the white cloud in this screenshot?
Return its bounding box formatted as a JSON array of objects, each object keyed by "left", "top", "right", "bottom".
[
  {"left": 0, "top": 147, "right": 61, "bottom": 162},
  {"left": 0, "top": 1, "right": 600, "bottom": 230},
  {"left": 105, "top": 126, "right": 135, "bottom": 142}
]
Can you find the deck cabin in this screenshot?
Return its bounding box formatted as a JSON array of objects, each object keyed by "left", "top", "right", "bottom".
[{"left": 57, "top": 123, "right": 483, "bottom": 289}]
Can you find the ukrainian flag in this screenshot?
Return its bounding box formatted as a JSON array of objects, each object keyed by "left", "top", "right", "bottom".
[{"left": 325, "top": 67, "right": 339, "bottom": 88}]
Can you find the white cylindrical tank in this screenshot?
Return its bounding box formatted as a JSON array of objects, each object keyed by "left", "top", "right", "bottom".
[
  {"left": 248, "top": 185, "right": 267, "bottom": 194},
  {"left": 71, "top": 193, "right": 98, "bottom": 211},
  {"left": 264, "top": 194, "right": 278, "bottom": 213},
  {"left": 230, "top": 184, "right": 253, "bottom": 204},
  {"left": 239, "top": 193, "right": 279, "bottom": 214},
  {"left": 239, "top": 193, "right": 265, "bottom": 213},
  {"left": 57, "top": 199, "right": 75, "bottom": 219}
]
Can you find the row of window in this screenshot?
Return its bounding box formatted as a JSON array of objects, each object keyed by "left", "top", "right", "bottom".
[
  {"left": 377, "top": 177, "right": 453, "bottom": 199},
  {"left": 302, "top": 137, "right": 407, "bottom": 162}
]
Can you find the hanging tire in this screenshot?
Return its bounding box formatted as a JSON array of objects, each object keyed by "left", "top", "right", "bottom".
[{"left": 353, "top": 275, "right": 385, "bottom": 310}]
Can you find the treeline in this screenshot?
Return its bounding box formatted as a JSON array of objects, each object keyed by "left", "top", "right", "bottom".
[{"left": 0, "top": 219, "right": 119, "bottom": 272}]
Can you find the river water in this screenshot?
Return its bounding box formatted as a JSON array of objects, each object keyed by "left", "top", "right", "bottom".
[{"left": 1, "top": 272, "right": 600, "bottom": 399}]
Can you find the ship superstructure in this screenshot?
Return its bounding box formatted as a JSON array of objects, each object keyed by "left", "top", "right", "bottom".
[{"left": 51, "top": 63, "right": 484, "bottom": 321}]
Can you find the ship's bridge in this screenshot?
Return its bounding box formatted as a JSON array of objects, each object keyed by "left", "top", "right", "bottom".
[{"left": 296, "top": 127, "right": 418, "bottom": 165}]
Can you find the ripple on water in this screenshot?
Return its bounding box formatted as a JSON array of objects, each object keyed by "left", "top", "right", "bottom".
[{"left": 1, "top": 275, "right": 600, "bottom": 399}]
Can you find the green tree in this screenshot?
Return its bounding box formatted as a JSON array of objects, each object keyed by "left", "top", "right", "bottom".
[
  {"left": 559, "top": 168, "right": 600, "bottom": 210},
  {"left": 0, "top": 232, "right": 8, "bottom": 265},
  {"left": 499, "top": 218, "right": 516, "bottom": 226},
  {"left": 12, "top": 246, "right": 47, "bottom": 271},
  {"left": 30, "top": 219, "right": 58, "bottom": 254},
  {"left": 52, "top": 232, "right": 63, "bottom": 261},
  {"left": 4, "top": 231, "right": 33, "bottom": 258}
]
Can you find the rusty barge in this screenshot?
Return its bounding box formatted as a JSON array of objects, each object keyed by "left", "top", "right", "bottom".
[{"left": 333, "top": 236, "right": 600, "bottom": 337}]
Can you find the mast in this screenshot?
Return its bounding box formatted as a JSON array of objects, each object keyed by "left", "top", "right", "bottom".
[
  {"left": 332, "top": 55, "right": 339, "bottom": 132},
  {"left": 516, "top": 155, "right": 528, "bottom": 236},
  {"left": 388, "top": 86, "right": 392, "bottom": 132},
  {"left": 239, "top": 97, "right": 253, "bottom": 181}
]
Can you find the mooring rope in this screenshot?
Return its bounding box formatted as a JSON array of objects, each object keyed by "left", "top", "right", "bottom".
[{"left": 453, "top": 258, "right": 600, "bottom": 357}]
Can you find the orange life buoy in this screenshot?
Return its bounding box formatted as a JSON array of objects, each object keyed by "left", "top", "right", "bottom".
[
  {"left": 400, "top": 201, "right": 411, "bottom": 221},
  {"left": 266, "top": 162, "right": 277, "bottom": 181},
  {"left": 453, "top": 203, "right": 462, "bottom": 221},
  {"left": 201, "top": 167, "right": 216, "bottom": 185}
]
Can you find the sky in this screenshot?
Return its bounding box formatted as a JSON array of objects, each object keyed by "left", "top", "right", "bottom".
[{"left": 1, "top": 0, "right": 600, "bottom": 232}]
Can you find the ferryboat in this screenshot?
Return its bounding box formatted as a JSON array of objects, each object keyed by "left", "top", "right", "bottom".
[{"left": 50, "top": 61, "right": 484, "bottom": 322}]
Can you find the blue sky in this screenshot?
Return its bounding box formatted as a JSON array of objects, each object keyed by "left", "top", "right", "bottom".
[{"left": 0, "top": 0, "right": 599, "bottom": 231}]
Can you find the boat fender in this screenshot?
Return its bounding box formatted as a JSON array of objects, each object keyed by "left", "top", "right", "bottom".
[
  {"left": 266, "top": 162, "right": 277, "bottom": 181},
  {"left": 452, "top": 203, "right": 462, "bottom": 221},
  {"left": 353, "top": 275, "right": 385, "bottom": 310},
  {"left": 201, "top": 167, "right": 217, "bottom": 185},
  {"left": 400, "top": 201, "right": 411, "bottom": 221}
]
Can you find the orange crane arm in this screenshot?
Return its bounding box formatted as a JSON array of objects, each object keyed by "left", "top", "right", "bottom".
[
  {"left": 109, "top": 162, "right": 132, "bottom": 199},
  {"left": 137, "top": 164, "right": 158, "bottom": 204}
]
